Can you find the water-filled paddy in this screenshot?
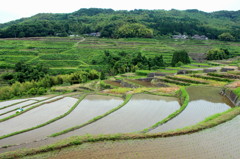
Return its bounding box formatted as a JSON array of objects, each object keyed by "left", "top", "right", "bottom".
[
  {"left": 46, "top": 115, "right": 240, "bottom": 159},
  {"left": 127, "top": 79, "right": 155, "bottom": 87},
  {"left": 0, "top": 97, "right": 76, "bottom": 136},
  {"left": 0, "top": 99, "right": 27, "bottom": 108},
  {"left": 64, "top": 94, "right": 180, "bottom": 136},
  {"left": 0, "top": 100, "right": 37, "bottom": 115},
  {"left": 0, "top": 95, "right": 123, "bottom": 146},
  {"left": 150, "top": 86, "right": 232, "bottom": 133}
]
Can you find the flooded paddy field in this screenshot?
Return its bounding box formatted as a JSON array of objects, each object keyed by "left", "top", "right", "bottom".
[
  {"left": 0, "top": 100, "right": 37, "bottom": 115},
  {"left": 0, "top": 99, "right": 28, "bottom": 108},
  {"left": 46, "top": 115, "right": 240, "bottom": 159},
  {"left": 0, "top": 97, "right": 76, "bottom": 137},
  {"left": 0, "top": 96, "right": 57, "bottom": 120},
  {"left": 104, "top": 80, "right": 123, "bottom": 87},
  {"left": 126, "top": 79, "right": 155, "bottom": 87},
  {"left": 0, "top": 95, "right": 123, "bottom": 146},
  {"left": 150, "top": 86, "right": 233, "bottom": 133},
  {"left": 0, "top": 87, "right": 238, "bottom": 157},
  {"left": 0, "top": 96, "right": 48, "bottom": 109},
  {"left": 64, "top": 94, "right": 180, "bottom": 136}
]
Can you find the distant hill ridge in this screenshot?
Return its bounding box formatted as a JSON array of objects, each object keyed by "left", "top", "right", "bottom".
[{"left": 0, "top": 8, "right": 239, "bottom": 39}]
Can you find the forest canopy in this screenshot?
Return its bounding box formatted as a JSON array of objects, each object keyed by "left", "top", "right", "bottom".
[{"left": 0, "top": 8, "right": 240, "bottom": 40}]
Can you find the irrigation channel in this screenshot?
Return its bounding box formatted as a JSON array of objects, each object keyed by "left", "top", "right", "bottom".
[{"left": 150, "top": 86, "right": 233, "bottom": 133}]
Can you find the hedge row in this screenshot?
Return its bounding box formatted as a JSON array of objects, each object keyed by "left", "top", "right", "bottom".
[
  {"left": 191, "top": 74, "right": 233, "bottom": 82},
  {"left": 166, "top": 76, "right": 207, "bottom": 84}
]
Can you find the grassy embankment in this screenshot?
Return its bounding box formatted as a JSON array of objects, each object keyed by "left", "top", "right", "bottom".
[
  {"left": 141, "top": 87, "right": 189, "bottom": 133},
  {"left": 233, "top": 87, "right": 240, "bottom": 97}
]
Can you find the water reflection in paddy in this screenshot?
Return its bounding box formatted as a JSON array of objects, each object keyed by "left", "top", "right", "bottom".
[
  {"left": 150, "top": 86, "right": 232, "bottom": 133},
  {"left": 64, "top": 94, "right": 180, "bottom": 136},
  {"left": 0, "top": 95, "right": 123, "bottom": 147}
]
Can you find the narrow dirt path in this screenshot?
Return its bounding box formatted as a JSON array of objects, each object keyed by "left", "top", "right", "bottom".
[{"left": 73, "top": 37, "right": 85, "bottom": 47}]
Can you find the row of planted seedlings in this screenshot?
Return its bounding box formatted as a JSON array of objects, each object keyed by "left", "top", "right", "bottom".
[
  {"left": 5, "top": 86, "right": 240, "bottom": 159},
  {"left": 191, "top": 74, "right": 234, "bottom": 83},
  {"left": 207, "top": 72, "right": 240, "bottom": 80}
]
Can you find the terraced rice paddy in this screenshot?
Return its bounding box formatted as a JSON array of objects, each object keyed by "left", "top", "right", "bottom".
[
  {"left": 63, "top": 94, "right": 180, "bottom": 135},
  {"left": 0, "top": 95, "right": 123, "bottom": 146},
  {"left": 0, "top": 100, "right": 37, "bottom": 115},
  {"left": 150, "top": 86, "right": 233, "bottom": 133},
  {"left": 0, "top": 99, "right": 28, "bottom": 108},
  {"left": 126, "top": 79, "right": 156, "bottom": 87},
  {"left": 0, "top": 96, "right": 76, "bottom": 137},
  {"left": 0, "top": 97, "right": 53, "bottom": 120},
  {"left": 0, "top": 85, "right": 238, "bottom": 158},
  {"left": 1, "top": 37, "right": 239, "bottom": 73},
  {"left": 45, "top": 115, "right": 240, "bottom": 159}
]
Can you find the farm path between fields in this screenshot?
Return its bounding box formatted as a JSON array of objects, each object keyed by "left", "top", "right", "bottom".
[{"left": 74, "top": 37, "right": 86, "bottom": 47}]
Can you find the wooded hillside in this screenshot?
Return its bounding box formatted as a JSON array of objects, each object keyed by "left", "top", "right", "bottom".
[{"left": 0, "top": 8, "right": 239, "bottom": 40}]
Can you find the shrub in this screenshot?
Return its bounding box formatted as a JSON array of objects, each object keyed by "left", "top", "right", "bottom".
[{"left": 171, "top": 50, "right": 191, "bottom": 67}]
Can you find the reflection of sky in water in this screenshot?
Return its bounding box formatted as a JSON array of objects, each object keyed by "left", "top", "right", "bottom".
[
  {"left": 187, "top": 86, "right": 233, "bottom": 106},
  {"left": 151, "top": 99, "right": 230, "bottom": 133},
  {"left": 66, "top": 94, "right": 180, "bottom": 135},
  {"left": 0, "top": 96, "right": 123, "bottom": 147}
]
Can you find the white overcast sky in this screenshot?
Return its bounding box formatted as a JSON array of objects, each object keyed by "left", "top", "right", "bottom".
[{"left": 0, "top": 0, "right": 240, "bottom": 23}]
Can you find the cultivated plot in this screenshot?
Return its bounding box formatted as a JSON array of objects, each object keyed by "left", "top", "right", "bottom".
[
  {"left": 64, "top": 94, "right": 180, "bottom": 136},
  {"left": 150, "top": 86, "right": 232, "bottom": 133},
  {"left": 0, "top": 97, "right": 76, "bottom": 136},
  {"left": 0, "top": 100, "right": 37, "bottom": 115},
  {"left": 47, "top": 115, "right": 240, "bottom": 159},
  {"left": 0, "top": 95, "right": 123, "bottom": 146},
  {"left": 0, "top": 99, "right": 27, "bottom": 108}
]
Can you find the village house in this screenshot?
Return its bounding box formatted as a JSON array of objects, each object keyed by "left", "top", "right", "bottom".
[
  {"left": 84, "top": 32, "right": 101, "bottom": 37},
  {"left": 192, "top": 35, "right": 208, "bottom": 40},
  {"left": 172, "top": 34, "right": 188, "bottom": 39}
]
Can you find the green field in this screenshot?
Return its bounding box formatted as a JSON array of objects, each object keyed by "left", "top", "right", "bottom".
[{"left": 0, "top": 37, "right": 239, "bottom": 74}]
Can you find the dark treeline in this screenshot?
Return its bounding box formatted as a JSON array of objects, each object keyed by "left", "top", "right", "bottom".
[
  {"left": 0, "top": 8, "right": 240, "bottom": 40},
  {"left": 94, "top": 51, "right": 165, "bottom": 74}
]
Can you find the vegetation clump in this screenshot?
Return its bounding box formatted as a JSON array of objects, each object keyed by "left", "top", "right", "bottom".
[
  {"left": 171, "top": 50, "right": 191, "bottom": 67},
  {"left": 218, "top": 32, "right": 235, "bottom": 41},
  {"left": 0, "top": 64, "right": 101, "bottom": 100},
  {"left": 233, "top": 87, "right": 240, "bottom": 97},
  {"left": 115, "top": 23, "right": 153, "bottom": 38},
  {"left": 96, "top": 51, "right": 165, "bottom": 74},
  {"left": 206, "top": 48, "right": 231, "bottom": 60}
]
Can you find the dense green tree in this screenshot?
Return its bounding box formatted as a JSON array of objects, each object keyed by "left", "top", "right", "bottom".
[
  {"left": 218, "top": 32, "right": 235, "bottom": 41},
  {"left": 116, "top": 23, "right": 153, "bottom": 38},
  {"left": 171, "top": 50, "right": 191, "bottom": 67},
  {"left": 206, "top": 48, "right": 231, "bottom": 60},
  {"left": 1, "top": 62, "right": 49, "bottom": 84}
]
